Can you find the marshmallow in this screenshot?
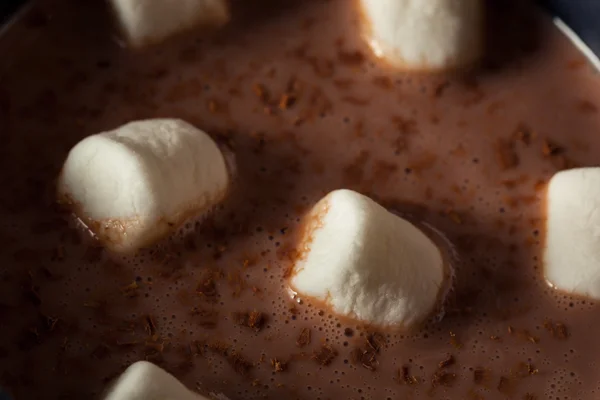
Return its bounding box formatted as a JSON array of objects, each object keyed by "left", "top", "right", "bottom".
[
  {"left": 109, "top": 0, "right": 230, "bottom": 48},
  {"left": 104, "top": 361, "right": 208, "bottom": 400},
  {"left": 544, "top": 168, "right": 600, "bottom": 299},
  {"left": 57, "top": 118, "right": 230, "bottom": 254},
  {"left": 289, "top": 189, "right": 447, "bottom": 328},
  {"left": 358, "top": 0, "right": 484, "bottom": 71}
]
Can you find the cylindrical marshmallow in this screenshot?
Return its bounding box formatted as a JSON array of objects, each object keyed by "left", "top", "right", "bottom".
[
  {"left": 358, "top": 0, "right": 484, "bottom": 71},
  {"left": 289, "top": 189, "right": 447, "bottom": 328},
  {"left": 545, "top": 168, "right": 600, "bottom": 299},
  {"left": 57, "top": 118, "right": 230, "bottom": 253}
]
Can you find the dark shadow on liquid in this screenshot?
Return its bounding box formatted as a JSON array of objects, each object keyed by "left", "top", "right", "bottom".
[{"left": 481, "top": 0, "right": 544, "bottom": 73}]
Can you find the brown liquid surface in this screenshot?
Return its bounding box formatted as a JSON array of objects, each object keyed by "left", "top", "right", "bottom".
[{"left": 2, "top": 1, "right": 600, "bottom": 399}]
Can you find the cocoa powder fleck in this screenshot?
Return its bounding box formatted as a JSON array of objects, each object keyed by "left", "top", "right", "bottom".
[
  {"left": 438, "top": 354, "right": 455, "bottom": 369},
  {"left": 542, "top": 139, "right": 564, "bottom": 157},
  {"left": 270, "top": 358, "right": 287, "bottom": 373},
  {"left": 398, "top": 365, "right": 419, "bottom": 385},
  {"left": 544, "top": 320, "right": 569, "bottom": 340},
  {"left": 297, "top": 328, "right": 311, "bottom": 347},
  {"left": 233, "top": 310, "right": 266, "bottom": 332},
  {"left": 432, "top": 370, "right": 457, "bottom": 387},
  {"left": 312, "top": 344, "right": 337, "bottom": 366}
]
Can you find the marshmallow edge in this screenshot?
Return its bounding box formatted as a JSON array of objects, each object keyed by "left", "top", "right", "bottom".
[
  {"left": 103, "top": 361, "right": 208, "bottom": 400},
  {"left": 108, "top": 0, "right": 231, "bottom": 48}
]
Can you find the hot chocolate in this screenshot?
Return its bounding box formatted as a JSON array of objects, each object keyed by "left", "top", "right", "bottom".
[{"left": 1, "top": 0, "right": 600, "bottom": 399}]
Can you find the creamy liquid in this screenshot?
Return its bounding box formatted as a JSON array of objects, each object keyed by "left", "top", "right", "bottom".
[{"left": 2, "top": 0, "right": 600, "bottom": 399}]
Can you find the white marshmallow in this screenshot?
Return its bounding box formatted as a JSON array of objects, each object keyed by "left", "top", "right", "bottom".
[
  {"left": 109, "top": 0, "right": 230, "bottom": 48},
  {"left": 358, "top": 0, "right": 484, "bottom": 71},
  {"left": 57, "top": 118, "right": 230, "bottom": 254},
  {"left": 289, "top": 189, "right": 447, "bottom": 328},
  {"left": 104, "top": 361, "right": 208, "bottom": 400},
  {"left": 544, "top": 168, "right": 600, "bottom": 299}
]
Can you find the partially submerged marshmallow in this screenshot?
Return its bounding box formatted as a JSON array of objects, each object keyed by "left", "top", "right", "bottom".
[
  {"left": 58, "top": 118, "right": 230, "bottom": 254},
  {"left": 104, "top": 361, "right": 208, "bottom": 400},
  {"left": 358, "top": 0, "right": 484, "bottom": 71},
  {"left": 544, "top": 168, "right": 600, "bottom": 299},
  {"left": 109, "top": 0, "right": 230, "bottom": 48},
  {"left": 289, "top": 189, "right": 447, "bottom": 328}
]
